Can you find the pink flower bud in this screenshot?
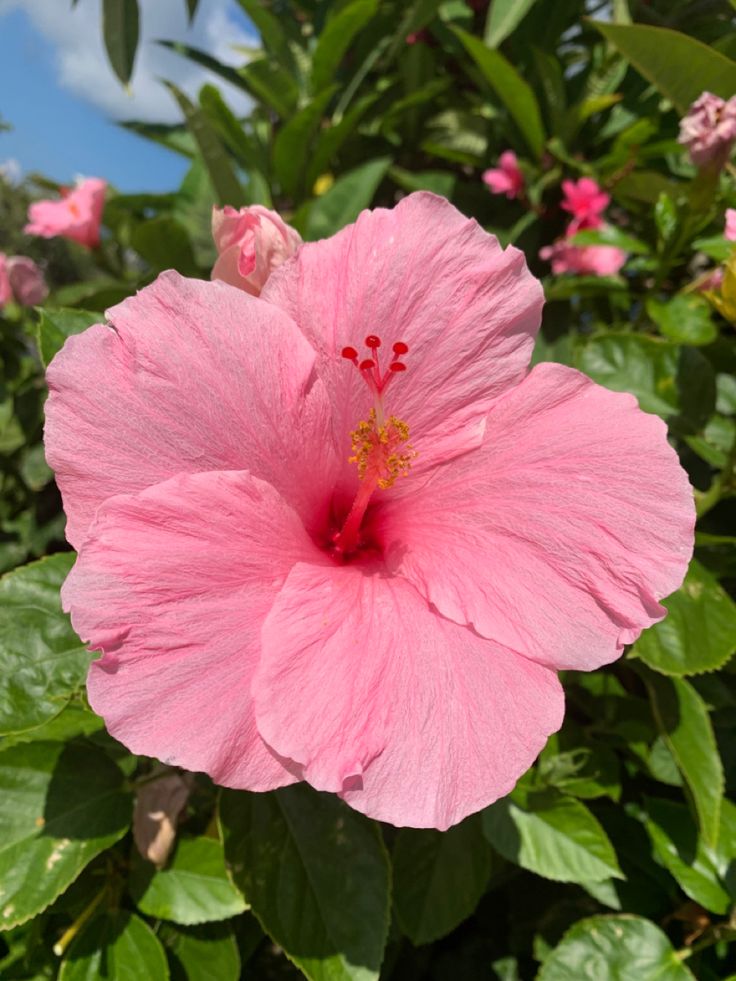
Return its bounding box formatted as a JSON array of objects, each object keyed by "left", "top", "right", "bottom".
[
  {"left": 678, "top": 92, "right": 736, "bottom": 169},
  {"left": 725, "top": 208, "right": 736, "bottom": 242},
  {"left": 6, "top": 255, "right": 48, "bottom": 306},
  {"left": 211, "top": 205, "right": 302, "bottom": 296}
]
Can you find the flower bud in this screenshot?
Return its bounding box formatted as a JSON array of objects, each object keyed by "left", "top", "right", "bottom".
[{"left": 211, "top": 205, "right": 302, "bottom": 296}]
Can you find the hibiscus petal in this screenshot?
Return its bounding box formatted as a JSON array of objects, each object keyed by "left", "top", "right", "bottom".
[
  {"left": 374, "top": 363, "right": 694, "bottom": 671},
  {"left": 45, "top": 271, "right": 337, "bottom": 548},
  {"left": 262, "top": 192, "right": 543, "bottom": 477},
  {"left": 64, "top": 470, "right": 327, "bottom": 789},
  {"left": 255, "top": 561, "right": 563, "bottom": 829}
]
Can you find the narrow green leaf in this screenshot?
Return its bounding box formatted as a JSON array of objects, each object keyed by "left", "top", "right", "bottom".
[
  {"left": 484, "top": 0, "right": 538, "bottom": 47},
  {"left": 238, "top": 57, "right": 300, "bottom": 118},
  {"left": 643, "top": 671, "right": 724, "bottom": 847},
  {"left": 220, "top": 785, "right": 390, "bottom": 981},
  {"left": 36, "top": 308, "right": 99, "bottom": 366},
  {"left": 164, "top": 81, "right": 246, "bottom": 207},
  {"left": 644, "top": 797, "right": 734, "bottom": 915},
  {"left": 452, "top": 27, "right": 545, "bottom": 158},
  {"left": 131, "top": 216, "right": 199, "bottom": 276},
  {"left": 130, "top": 837, "right": 248, "bottom": 925},
  {"left": 568, "top": 226, "right": 650, "bottom": 254},
  {"left": 235, "top": 0, "right": 298, "bottom": 74},
  {"left": 157, "top": 40, "right": 250, "bottom": 95},
  {"left": 60, "top": 910, "right": 169, "bottom": 981},
  {"left": 633, "top": 560, "right": 736, "bottom": 676},
  {"left": 198, "top": 84, "right": 271, "bottom": 199},
  {"left": 393, "top": 816, "right": 493, "bottom": 945},
  {"left": 0, "top": 741, "right": 132, "bottom": 929},
  {"left": 185, "top": 0, "right": 199, "bottom": 22},
  {"left": 273, "top": 88, "right": 336, "bottom": 199},
  {"left": 102, "top": 0, "right": 140, "bottom": 86},
  {"left": 0, "top": 553, "right": 92, "bottom": 736},
  {"left": 305, "top": 92, "right": 379, "bottom": 189},
  {"left": 483, "top": 785, "right": 623, "bottom": 884},
  {"left": 538, "top": 915, "right": 695, "bottom": 981},
  {"left": 311, "top": 0, "right": 378, "bottom": 93},
  {"left": 591, "top": 21, "right": 736, "bottom": 112},
  {"left": 305, "top": 157, "right": 391, "bottom": 240}
]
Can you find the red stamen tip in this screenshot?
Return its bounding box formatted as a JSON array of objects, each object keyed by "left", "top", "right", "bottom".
[
  {"left": 365, "top": 334, "right": 381, "bottom": 349},
  {"left": 392, "top": 341, "right": 409, "bottom": 355},
  {"left": 390, "top": 362, "right": 406, "bottom": 372},
  {"left": 341, "top": 346, "right": 359, "bottom": 360},
  {"left": 359, "top": 359, "right": 376, "bottom": 371}
]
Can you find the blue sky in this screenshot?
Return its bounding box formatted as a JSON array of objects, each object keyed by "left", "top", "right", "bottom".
[{"left": 0, "top": 0, "right": 254, "bottom": 192}]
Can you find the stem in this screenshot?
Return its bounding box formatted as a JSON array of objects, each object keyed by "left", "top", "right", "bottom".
[
  {"left": 332, "top": 475, "right": 379, "bottom": 556},
  {"left": 53, "top": 886, "right": 107, "bottom": 956}
]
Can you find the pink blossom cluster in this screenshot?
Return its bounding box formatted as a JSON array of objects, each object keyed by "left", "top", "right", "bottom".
[
  {"left": 25, "top": 177, "right": 106, "bottom": 250},
  {"left": 483, "top": 151, "right": 525, "bottom": 200},
  {"left": 0, "top": 253, "right": 47, "bottom": 308},
  {"left": 679, "top": 92, "right": 736, "bottom": 169},
  {"left": 540, "top": 177, "right": 626, "bottom": 277},
  {"left": 46, "top": 194, "right": 694, "bottom": 829}
]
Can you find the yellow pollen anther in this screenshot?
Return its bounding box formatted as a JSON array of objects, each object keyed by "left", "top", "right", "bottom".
[{"left": 348, "top": 410, "right": 415, "bottom": 489}]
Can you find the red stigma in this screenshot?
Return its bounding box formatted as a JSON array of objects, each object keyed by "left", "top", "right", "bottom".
[
  {"left": 341, "top": 346, "right": 359, "bottom": 361},
  {"left": 365, "top": 335, "right": 381, "bottom": 349},
  {"left": 392, "top": 341, "right": 409, "bottom": 355}
]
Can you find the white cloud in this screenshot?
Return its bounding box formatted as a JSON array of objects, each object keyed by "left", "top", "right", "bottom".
[
  {"left": 0, "top": 0, "right": 257, "bottom": 122},
  {"left": 0, "top": 157, "right": 22, "bottom": 183}
]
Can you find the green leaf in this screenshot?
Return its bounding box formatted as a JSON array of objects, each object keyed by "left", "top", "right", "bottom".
[
  {"left": 311, "top": 0, "right": 378, "bottom": 93},
  {"left": 36, "top": 308, "right": 99, "bottom": 367},
  {"left": 159, "top": 922, "right": 241, "bottom": 981},
  {"left": 568, "top": 226, "right": 650, "bottom": 255},
  {"left": 538, "top": 914, "right": 695, "bottom": 980},
  {"left": 644, "top": 797, "right": 733, "bottom": 914},
  {"left": 0, "top": 554, "right": 93, "bottom": 736},
  {"left": 220, "top": 785, "right": 390, "bottom": 981},
  {"left": 643, "top": 672, "right": 724, "bottom": 848},
  {"left": 389, "top": 166, "right": 457, "bottom": 198},
  {"left": 164, "top": 81, "right": 245, "bottom": 207},
  {"left": 238, "top": 57, "right": 299, "bottom": 118},
  {"left": 633, "top": 560, "right": 736, "bottom": 677},
  {"left": 305, "top": 157, "right": 391, "bottom": 240},
  {"left": 483, "top": 785, "right": 623, "bottom": 884},
  {"left": 59, "top": 910, "right": 169, "bottom": 981},
  {"left": 185, "top": 0, "right": 199, "bottom": 23},
  {"left": 393, "top": 816, "right": 492, "bottom": 945},
  {"left": 484, "top": 0, "right": 538, "bottom": 47},
  {"left": 130, "top": 836, "right": 247, "bottom": 925},
  {"left": 646, "top": 295, "right": 717, "bottom": 347},
  {"left": 452, "top": 28, "right": 545, "bottom": 158},
  {"left": 591, "top": 21, "right": 736, "bottom": 112},
  {"left": 0, "top": 741, "right": 131, "bottom": 929},
  {"left": 273, "top": 87, "right": 337, "bottom": 199},
  {"left": 692, "top": 236, "right": 735, "bottom": 263},
  {"left": 102, "top": 0, "right": 139, "bottom": 86},
  {"left": 198, "top": 85, "right": 271, "bottom": 201},
  {"left": 131, "top": 217, "right": 198, "bottom": 276},
  {"left": 235, "top": 0, "right": 298, "bottom": 75}
]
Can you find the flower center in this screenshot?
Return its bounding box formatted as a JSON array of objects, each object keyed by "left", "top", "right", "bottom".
[{"left": 331, "top": 335, "right": 414, "bottom": 558}]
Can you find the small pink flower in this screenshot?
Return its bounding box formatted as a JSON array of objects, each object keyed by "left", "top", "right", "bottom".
[
  {"left": 483, "top": 151, "right": 525, "bottom": 200},
  {"left": 46, "top": 193, "right": 693, "bottom": 829},
  {"left": 725, "top": 208, "right": 736, "bottom": 242},
  {"left": 540, "top": 239, "right": 627, "bottom": 277},
  {"left": 0, "top": 254, "right": 11, "bottom": 308},
  {"left": 25, "top": 178, "right": 106, "bottom": 249},
  {"left": 0, "top": 253, "right": 48, "bottom": 307},
  {"left": 211, "top": 205, "right": 302, "bottom": 296},
  {"left": 561, "top": 177, "right": 609, "bottom": 225},
  {"left": 679, "top": 92, "right": 736, "bottom": 168}
]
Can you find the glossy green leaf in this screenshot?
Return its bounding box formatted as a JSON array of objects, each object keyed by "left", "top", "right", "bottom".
[
  {"left": 0, "top": 553, "right": 92, "bottom": 736},
  {"left": 164, "top": 81, "right": 245, "bottom": 207},
  {"left": 538, "top": 914, "right": 695, "bottom": 980},
  {"left": 312, "top": 0, "right": 378, "bottom": 93},
  {"left": 633, "top": 560, "right": 736, "bottom": 677},
  {"left": 235, "top": 0, "right": 298, "bottom": 74},
  {"left": 0, "top": 741, "right": 131, "bottom": 929},
  {"left": 238, "top": 57, "right": 299, "bottom": 118},
  {"left": 569, "top": 226, "right": 650, "bottom": 255},
  {"left": 102, "top": 0, "right": 139, "bottom": 86},
  {"left": 36, "top": 308, "right": 99, "bottom": 367},
  {"left": 185, "top": 0, "right": 199, "bottom": 23},
  {"left": 130, "top": 836, "right": 247, "bottom": 925},
  {"left": 273, "top": 87, "right": 337, "bottom": 199},
  {"left": 131, "top": 217, "right": 198, "bottom": 276},
  {"left": 305, "top": 157, "right": 391, "bottom": 240},
  {"left": 159, "top": 922, "right": 240, "bottom": 981},
  {"left": 59, "top": 910, "right": 169, "bottom": 981},
  {"left": 220, "top": 785, "right": 390, "bottom": 981},
  {"left": 591, "top": 21, "right": 736, "bottom": 112},
  {"left": 483, "top": 785, "right": 623, "bottom": 884},
  {"left": 644, "top": 672, "right": 724, "bottom": 847},
  {"left": 484, "top": 0, "right": 538, "bottom": 47},
  {"left": 644, "top": 797, "right": 733, "bottom": 914},
  {"left": 452, "top": 28, "right": 545, "bottom": 158},
  {"left": 646, "top": 295, "right": 717, "bottom": 346},
  {"left": 393, "top": 815, "right": 493, "bottom": 945},
  {"left": 198, "top": 85, "right": 271, "bottom": 201}
]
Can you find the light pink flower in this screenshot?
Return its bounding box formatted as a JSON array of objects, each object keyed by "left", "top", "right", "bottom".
[
  {"left": 483, "top": 151, "right": 525, "bottom": 200},
  {"left": 539, "top": 238, "right": 627, "bottom": 277},
  {"left": 25, "top": 178, "right": 106, "bottom": 249},
  {"left": 46, "top": 193, "right": 693, "bottom": 830},
  {"left": 0, "top": 254, "right": 11, "bottom": 308},
  {"left": 725, "top": 208, "right": 736, "bottom": 242},
  {"left": 561, "top": 177, "right": 609, "bottom": 226},
  {"left": 679, "top": 92, "right": 736, "bottom": 168},
  {"left": 6, "top": 255, "right": 48, "bottom": 306},
  {"left": 211, "top": 205, "right": 302, "bottom": 296}
]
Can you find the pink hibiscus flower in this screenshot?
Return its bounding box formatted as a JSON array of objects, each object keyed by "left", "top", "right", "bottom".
[
  {"left": 679, "top": 92, "right": 736, "bottom": 169},
  {"left": 561, "top": 177, "right": 610, "bottom": 228},
  {"left": 483, "top": 151, "right": 525, "bottom": 200},
  {"left": 25, "top": 177, "right": 106, "bottom": 249},
  {"left": 539, "top": 238, "right": 627, "bottom": 277},
  {"left": 0, "top": 253, "right": 48, "bottom": 308},
  {"left": 211, "top": 204, "right": 302, "bottom": 296},
  {"left": 46, "top": 194, "right": 693, "bottom": 829}
]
